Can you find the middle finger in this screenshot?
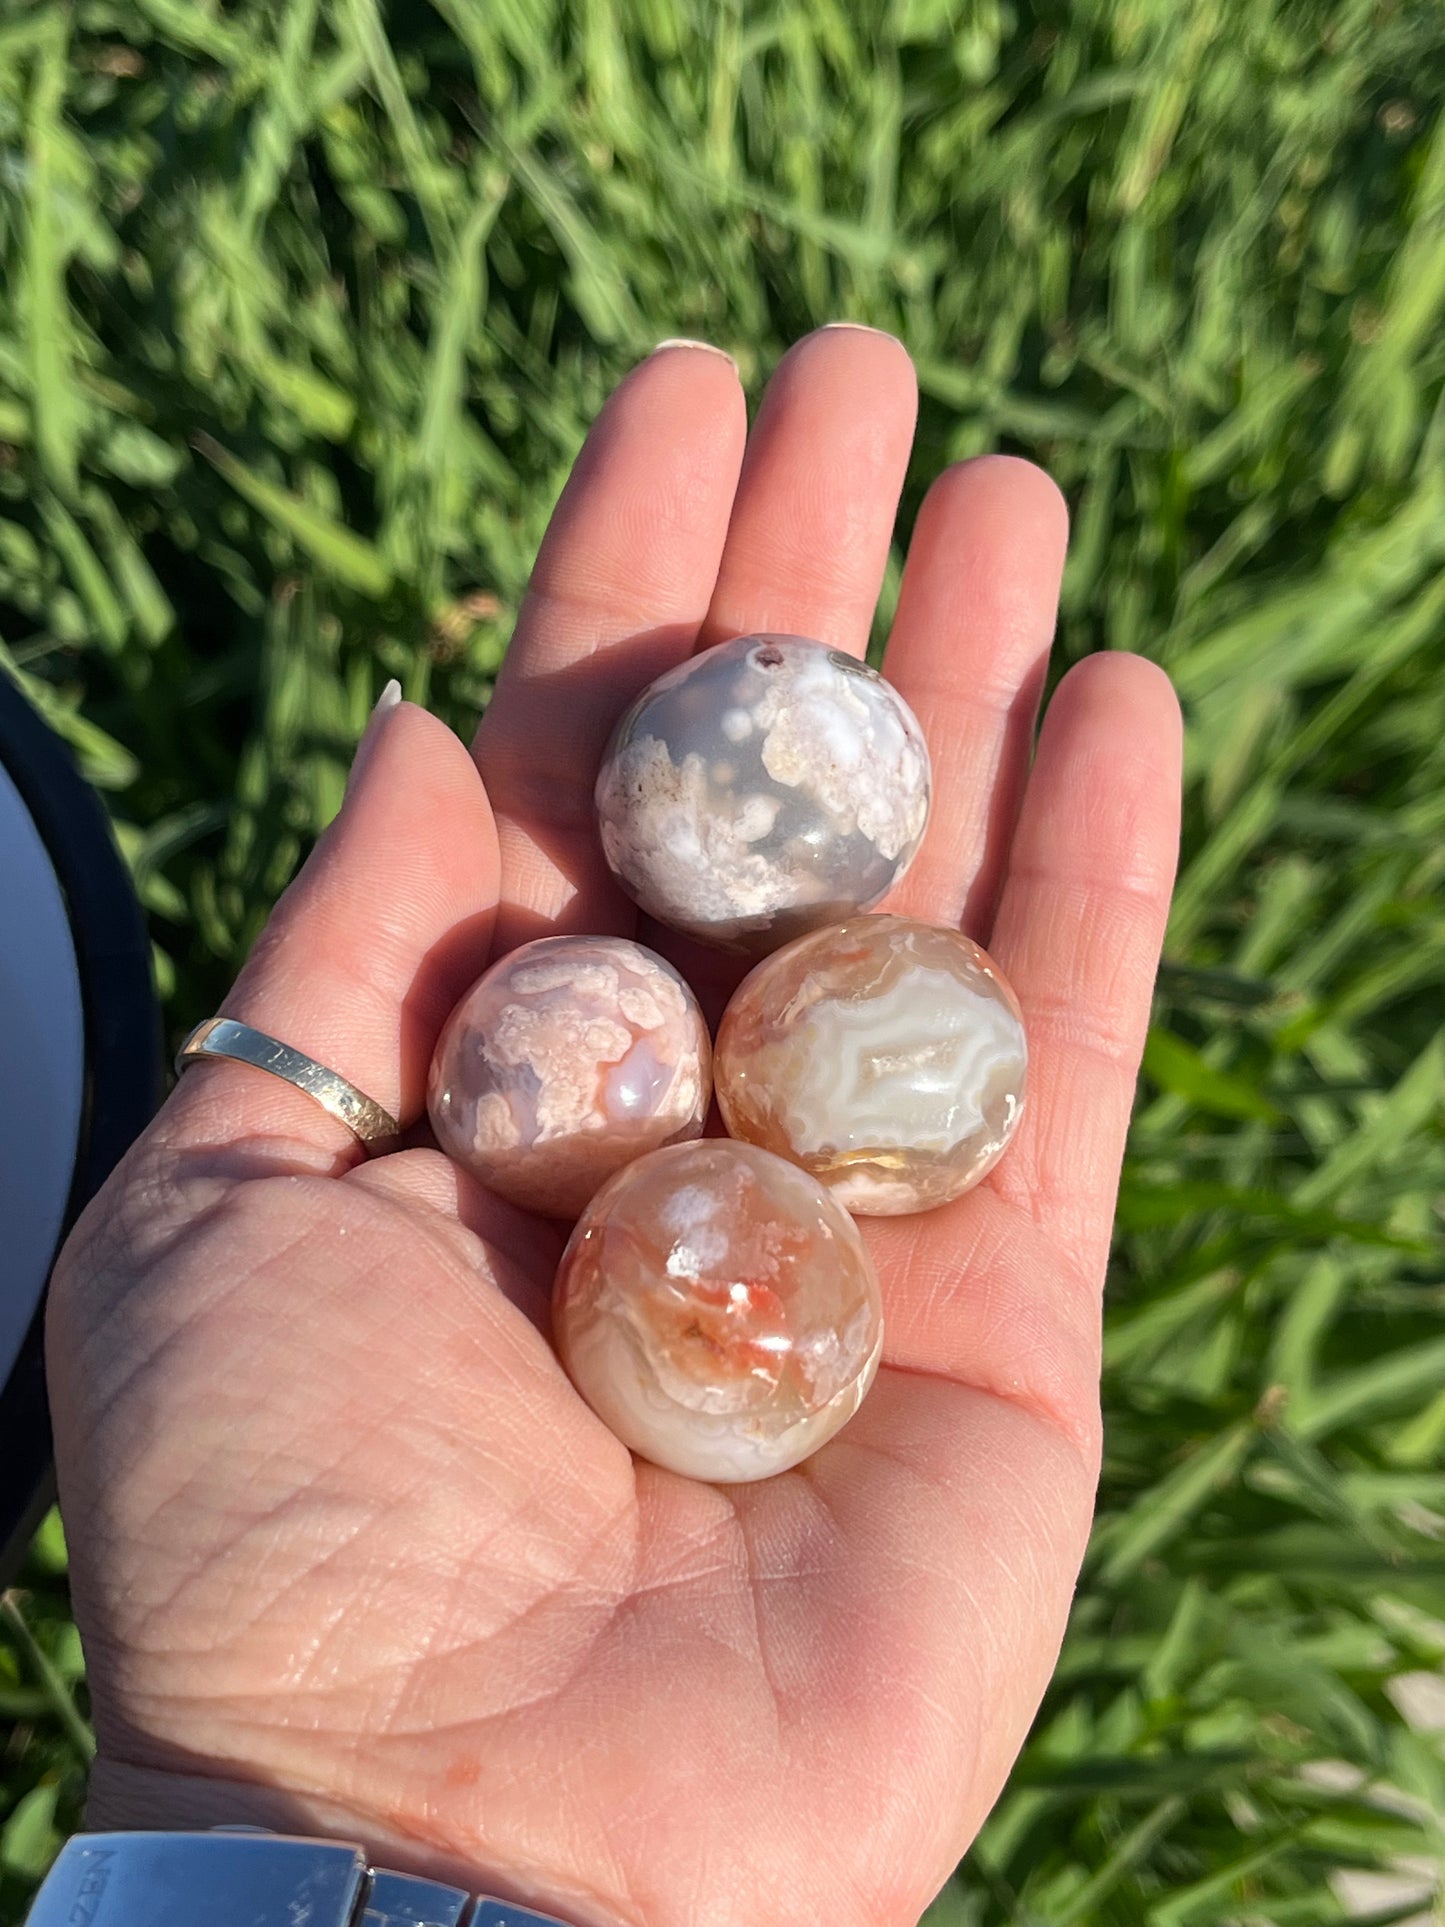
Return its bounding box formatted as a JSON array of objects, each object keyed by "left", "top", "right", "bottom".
[
  {"left": 696, "top": 322, "right": 919, "bottom": 659},
  {"left": 655, "top": 323, "right": 919, "bottom": 1009}
]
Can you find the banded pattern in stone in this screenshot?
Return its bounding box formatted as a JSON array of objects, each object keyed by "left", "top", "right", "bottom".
[{"left": 714, "top": 915, "right": 1027, "bottom": 1214}]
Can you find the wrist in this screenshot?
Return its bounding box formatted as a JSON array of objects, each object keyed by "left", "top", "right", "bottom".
[{"left": 83, "top": 1757, "right": 621, "bottom": 1927}]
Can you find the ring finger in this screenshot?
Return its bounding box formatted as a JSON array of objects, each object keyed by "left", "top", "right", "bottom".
[{"left": 882, "top": 455, "right": 1070, "bottom": 938}]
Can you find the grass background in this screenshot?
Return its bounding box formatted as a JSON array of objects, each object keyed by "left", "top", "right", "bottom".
[{"left": 2, "top": 0, "right": 1445, "bottom": 1919}]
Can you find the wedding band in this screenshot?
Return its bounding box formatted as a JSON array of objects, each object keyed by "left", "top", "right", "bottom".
[{"left": 175, "top": 1017, "right": 401, "bottom": 1147}]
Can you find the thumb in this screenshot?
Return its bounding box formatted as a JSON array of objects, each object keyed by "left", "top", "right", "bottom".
[{"left": 156, "top": 688, "right": 501, "bottom": 1177}]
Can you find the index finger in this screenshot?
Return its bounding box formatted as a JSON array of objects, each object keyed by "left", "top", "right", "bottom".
[{"left": 474, "top": 344, "right": 747, "bottom": 955}]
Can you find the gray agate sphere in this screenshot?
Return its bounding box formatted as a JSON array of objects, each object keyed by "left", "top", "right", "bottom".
[{"left": 594, "top": 633, "right": 932, "bottom": 952}]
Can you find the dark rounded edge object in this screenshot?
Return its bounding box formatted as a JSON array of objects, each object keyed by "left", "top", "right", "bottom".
[{"left": 0, "top": 676, "right": 161, "bottom": 1583}]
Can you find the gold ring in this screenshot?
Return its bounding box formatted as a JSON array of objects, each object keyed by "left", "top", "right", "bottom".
[{"left": 175, "top": 1017, "right": 401, "bottom": 1148}]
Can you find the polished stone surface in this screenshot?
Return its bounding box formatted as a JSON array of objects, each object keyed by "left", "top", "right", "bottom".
[
  {"left": 554, "top": 1139, "right": 882, "bottom": 1482},
  {"left": 715, "top": 915, "right": 1027, "bottom": 1214},
  {"left": 595, "top": 633, "right": 930, "bottom": 952},
  {"left": 428, "top": 936, "right": 710, "bottom": 1218}
]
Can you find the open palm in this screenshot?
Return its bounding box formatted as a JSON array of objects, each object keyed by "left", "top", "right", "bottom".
[{"left": 47, "top": 329, "right": 1181, "bottom": 1927}]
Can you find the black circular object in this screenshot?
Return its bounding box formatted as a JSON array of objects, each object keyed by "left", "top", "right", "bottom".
[{"left": 0, "top": 676, "right": 160, "bottom": 1581}]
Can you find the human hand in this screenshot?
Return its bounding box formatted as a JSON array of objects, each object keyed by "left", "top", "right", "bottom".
[{"left": 47, "top": 327, "right": 1181, "bottom": 1927}]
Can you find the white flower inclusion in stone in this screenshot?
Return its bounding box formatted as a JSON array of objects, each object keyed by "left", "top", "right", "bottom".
[
  {"left": 598, "top": 737, "right": 803, "bottom": 925},
  {"left": 594, "top": 634, "right": 931, "bottom": 951},
  {"left": 753, "top": 641, "right": 925, "bottom": 863},
  {"left": 428, "top": 934, "right": 710, "bottom": 1219}
]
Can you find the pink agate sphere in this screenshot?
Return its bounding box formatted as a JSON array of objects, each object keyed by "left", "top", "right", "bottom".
[
  {"left": 715, "top": 915, "right": 1027, "bottom": 1215},
  {"left": 554, "top": 1140, "right": 883, "bottom": 1482},
  {"left": 428, "top": 935, "right": 711, "bottom": 1219}
]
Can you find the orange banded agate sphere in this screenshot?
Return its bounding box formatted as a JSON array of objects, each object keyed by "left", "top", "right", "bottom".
[
  {"left": 428, "top": 935, "right": 711, "bottom": 1219},
  {"left": 715, "top": 915, "right": 1027, "bottom": 1215},
  {"left": 554, "top": 1140, "right": 882, "bottom": 1481}
]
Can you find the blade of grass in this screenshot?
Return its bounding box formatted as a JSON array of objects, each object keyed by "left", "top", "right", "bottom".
[{"left": 0, "top": 1597, "right": 94, "bottom": 1767}]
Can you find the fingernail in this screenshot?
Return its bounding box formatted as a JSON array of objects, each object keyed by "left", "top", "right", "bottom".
[
  {"left": 348, "top": 679, "right": 403, "bottom": 791},
  {"left": 652, "top": 337, "right": 737, "bottom": 367},
  {"left": 819, "top": 320, "right": 899, "bottom": 340}
]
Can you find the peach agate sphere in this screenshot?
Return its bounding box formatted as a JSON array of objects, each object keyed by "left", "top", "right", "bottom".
[
  {"left": 554, "top": 1140, "right": 883, "bottom": 1482},
  {"left": 427, "top": 935, "right": 711, "bottom": 1218},
  {"left": 715, "top": 915, "right": 1027, "bottom": 1215},
  {"left": 594, "top": 632, "right": 931, "bottom": 952}
]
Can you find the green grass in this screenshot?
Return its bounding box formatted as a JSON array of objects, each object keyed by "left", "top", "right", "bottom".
[{"left": 3, "top": 0, "right": 1444, "bottom": 1918}]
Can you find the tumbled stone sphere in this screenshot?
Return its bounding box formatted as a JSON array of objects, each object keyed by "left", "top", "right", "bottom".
[
  {"left": 594, "top": 632, "right": 931, "bottom": 952},
  {"left": 428, "top": 935, "right": 711, "bottom": 1219},
  {"left": 715, "top": 915, "right": 1027, "bottom": 1215},
  {"left": 554, "top": 1139, "right": 883, "bottom": 1482}
]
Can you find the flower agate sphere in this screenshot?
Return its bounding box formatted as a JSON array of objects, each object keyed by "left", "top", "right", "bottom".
[
  {"left": 595, "top": 633, "right": 931, "bottom": 951},
  {"left": 715, "top": 915, "right": 1027, "bottom": 1215},
  {"left": 428, "top": 935, "right": 710, "bottom": 1219},
  {"left": 554, "top": 1140, "right": 883, "bottom": 1482}
]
